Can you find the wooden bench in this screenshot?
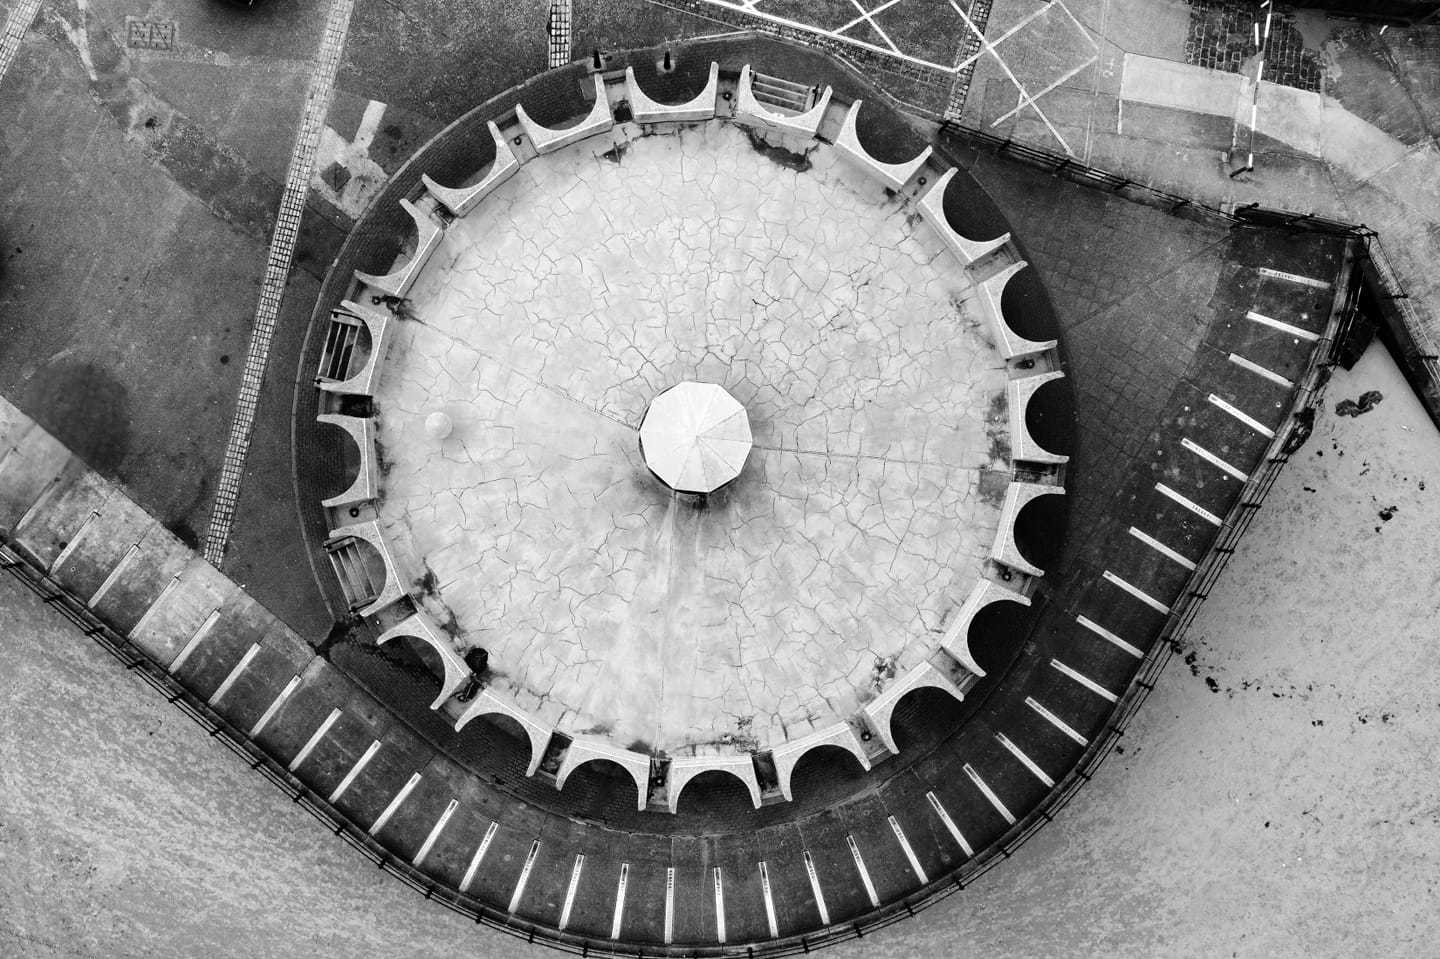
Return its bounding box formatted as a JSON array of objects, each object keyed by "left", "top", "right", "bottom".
[
  {"left": 554, "top": 738, "right": 653, "bottom": 811},
  {"left": 317, "top": 414, "right": 377, "bottom": 512},
  {"left": 834, "top": 100, "right": 932, "bottom": 190},
  {"left": 733, "top": 64, "right": 832, "bottom": 138},
  {"left": 625, "top": 61, "right": 719, "bottom": 123},
  {"left": 516, "top": 72, "right": 614, "bottom": 154},
  {"left": 315, "top": 299, "right": 393, "bottom": 397},
  {"left": 375, "top": 611, "right": 471, "bottom": 709},
  {"left": 353, "top": 198, "right": 445, "bottom": 299},
  {"left": 421, "top": 120, "right": 520, "bottom": 217},
  {"left": 1007, "top": 371, "right": 1070, "bottom": 465},
  {"left": 323, "top": 519, "right": 405, "bottom": 616}
]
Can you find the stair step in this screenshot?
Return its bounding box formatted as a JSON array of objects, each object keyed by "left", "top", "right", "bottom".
[{"left": 751, "top": 71, "right": 813, "bottom": 114}]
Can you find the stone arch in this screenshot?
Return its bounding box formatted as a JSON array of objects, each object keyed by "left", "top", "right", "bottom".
[
  {"left": 1007, "top": 371, "right": 1070, "bottom": 465},
  {"left": 834, "top": 99, "right": 932, "bottom": 189},
  {"left": 555, "top": 739, "right": 651, "bottom": 811},
  {"left": 862, "top": 661, "right": 967, "bottom": 755},
  {"left": 454, "top": 690, "right": 553, "bottom": 777},
  {"left": 316, "top": 414, "right": 377, "bottom": 512},
  {"left": 939, "top": 578, "right": 1032, "bottom": 677},
  {"left": 666, "top": 755, "right": 762, "bottom": 814},
  {"left": 374, "top": 611, "right": 470, "bottom": 709},
  {"left": 990, "top": 483, "right": 1066, "bottom": 577},
  {"left": 769, "top": 722, "right": 871, "bottom": 801}
]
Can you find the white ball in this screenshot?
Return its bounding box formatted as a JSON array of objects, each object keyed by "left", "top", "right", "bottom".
[{"left": 425, "top": 411, "right": 453, "bottom": 440}]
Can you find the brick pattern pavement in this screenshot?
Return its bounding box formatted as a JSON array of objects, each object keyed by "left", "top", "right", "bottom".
[
  {"left": 1185, "top": 0, "right": 1323, "bottom": 92},
  {"left": 0, "top": 0, "right": 40, "bottom": 83},
  {"left": 203, "top": 0, "right": 357, "bottom": 567}
]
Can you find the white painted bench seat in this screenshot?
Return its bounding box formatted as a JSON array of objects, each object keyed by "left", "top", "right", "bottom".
[
  {"left": 376, "top": 611, "right": 471, "bottom": 709},
  {"left": 318, "top": 299, "right": 393, "bottom": 397},
  {"left": 324, "top": 519, "right": 406, "bottom": 616},
  {"left": 733, "top": 64, "right": 831, "bottom": 138},
  {"left": 769, "top": 722, "right": 871, "bottom": 801},
  {"left": 990, "top": 482, "right": 1065, "bottom": 577},
  {"left": 354, "top": 198, "right": 444, "bottom": 299},
  {"left": 972, "top": 260, "right": 1057, "bottom": 360},
  {"left": 421, "top": 121, "right": 520, "bottom": 217},
  {"left": 317, "top": 414, "right": 377, "bottom": 512},
  {"left": 666, "top": 754, "right": 762, "bottom": 813},
  {"left": 626, "top": 62, "right": 719, "bottom": 123},
  {"left": 939, "top": 578, "right": 1032, "bottom": 678},
  {"left": 920, "top": 168, "right": 1011, "bottom": 266},
  {"left": 555, "top": 738, "right": 652, "bottom": 810},
  {"left": 1007, "top": 371, "right": 1070, "bottom": 465},
  {"left": 455, "top": 689, "right": 554, "bottom": 777},
  {"left": 835, "top": 100, "right": 932, "bottom": 190},
  {"left": 862, "top": 661, "right": 967, "bottom": 755},
  {"left": 516, "top": 73, "right": 614, "bottom": 155}
]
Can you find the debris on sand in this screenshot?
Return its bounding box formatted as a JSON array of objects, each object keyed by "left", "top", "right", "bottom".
[{"left": 1335, "top": 390, "right": 1383, "bottom": 417}]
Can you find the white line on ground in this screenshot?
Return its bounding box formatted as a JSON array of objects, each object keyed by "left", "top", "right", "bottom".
[
  {"left": 1229, "top": 352, "right": 1295, "bottom": 387},
  {"left": 249, "top": 674, "right": 301, "bottom": 738},
  {"left": 996, "top": 731, "right": 1055, "bottom": 787},
  {"left": 664, "top": 866, "right": 676, "bottom": 944},
  {"left": 758, "top": 861, "right": 779, "bottom": 939},
  {"left": 558, "top": 854, "right": 584, "bottom": 931},
  {"left": 508, "top": 840, "right": 540, "bottom": 914},
  {"left": 888, "top": 815, "right": 929, "bottom": 883},
  {"left": 964, "top": 763, "right": 1016, "bottom": 824},
  {"left": 1127, "top": 527, "right": 1198, "bottom": 571},
  {"left": 1258, "top": 266, "right": 1331, "bottom": 290},
  {"left": 1156, "top": 482, "right": 1224, "bottom": 526},
  {"left": 610, "top": 863, "right": 628, "bottom": 939},
  {"left": 327, "top": 739, "right": 380, "bottom": 803},
  {"left": 50, "top": 510, "right": 100, "bottom": 572},
  {"left": 207, "top": 642, "right": 260, "bottom": 705},
  {"left": 1181, "top": 437, "right": 1250, "bottom": 480},
  {"left": 288, "top": 707, "right": 341, "bottom": 772},
  {"left": 460, "top": 822, "right": 498, "bottom": 893},
  {"left": 926, "top": 790, "right": 974, "bottom": 855},
  {"left": 169, "top": 608, "right": 221, "bottom": 673},
  {"left": 370, "top": 772, "right": 421, "bottom": 834},
  {"left": 127, "top": 574, "right": 181, "bottom": 639},
  {"left": 1104, "top": 569, "right": 1173, "bottom": 613},
  {"left": 846, "top": 835, "right": 881, "bottom": 907},
  {"left": 802, "top": 850, "right": 830, "bottom": 925},
  {"left": 202, "top": 0, "right": 358, "bottom": 566},
  {"left": 713, "top": 867, "right": 726, "bottom": 943},
  {"left": 411, "top": 798, "right": 458, "bottom": 868},
  {"left": 1077, "top": 613, "right": 1144, "bottom": 657},
  {"left": 1246, "top": 310, "right": 1321, "bottom": 341},
  {"left": 87, "top": 543, "right": 140, "bottom": 607},
  {"left": 1208, "top": 393, "right": 1277, "bottom": 438},
  {"left": 1025, "top": 696, "right": 1090, "bottom": 745},
  {"left": 1051, "top": 658, "right": 1118, "bottom": 702}
]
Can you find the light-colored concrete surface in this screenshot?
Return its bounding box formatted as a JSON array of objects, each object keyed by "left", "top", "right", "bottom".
[
  {"left": 374, "top": 122, "right": 1009, "bottom": 755},
  {"left": 4, "top": 342, "right": 1436, "bottom": 959}
]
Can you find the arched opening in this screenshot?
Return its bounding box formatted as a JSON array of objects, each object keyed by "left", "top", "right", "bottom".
[
  {"left": 785, "top": 744, "right": 870, "bottom": 809},
  {"left": 891, "top": 685, "right": 967, "bottom": 755},
  {"left": 940, "top": 168, "right": 1009, "bottom": 247},
  {"left": 1023, "top": 377, "right": 1075, "bottom": 459},
  {"left": 672, "top": 769, "right": 756, "bottom": 822},
  {"left": 1013, "top": 492, "right": 1068, "bottom": 574},
  {"left": 1000, "top": 264, "right": 1061, "bottom": 344},
  {"left": 316, "top": 417, "right": 366, "bottom": 505},
  {"left": 967, "top": 598, "right": 1033, "bottom": 679},
  {"left": 557, "top": 758, "right": 644, "bottom": 817},
  {"left": 449, "top": 710, "right": 537, "bottom": 780},
  {"left": 849, "top": 99, "right": 930, "bottom": 164}
]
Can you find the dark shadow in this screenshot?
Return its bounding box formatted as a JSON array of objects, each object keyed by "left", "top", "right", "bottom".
[
  {"left": 1024, "top": 376, "right": 1076, "bottom": 458},
  {"left": 891, "top": 685, "right": 968, "bottom": 755},
  {"left": 672, "top": 769, "right": 755, "bottom": 819},
  {"left": 1000, "top": 263, "right": 1062, "bottom": 344},
  {"left": 1014, "top": 492, "right": 1068, "bottom": 574},
  {"left": 786, "top": 744, "right": 870, "bottom": 806},
  {"left": 314, "top": 417, "right": 364, "bottom": 503},
  {"left": 559, "top": 757, "right": 642, "bottom": 811},
  {"left": 967, "top": 598, "right": 1032, "bottom": 677}
]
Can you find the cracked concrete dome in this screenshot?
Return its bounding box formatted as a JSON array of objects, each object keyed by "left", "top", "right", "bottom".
[{"left": 638, "top": 381, "right": 753, "bottom": 494}]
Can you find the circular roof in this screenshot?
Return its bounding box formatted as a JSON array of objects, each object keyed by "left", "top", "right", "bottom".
[{"left": 638, "top": 382, "right": 753, "bottom": 493}]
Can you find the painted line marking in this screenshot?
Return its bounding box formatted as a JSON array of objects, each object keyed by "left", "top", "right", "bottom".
[
  {"left": 0, "top": 1, "right": 43, "bottom": 87},
  {"left": 1155, "top": 483, "right": 1224, "bottom": 526},
  {"left": 370, "top": 771, "right": 420, "bottom": 833},
  {"left": 557, "top": 854, "right": 585, "bottom": 931},
  {"left": 289, "top": 707, "right": 340, "bottom": 771},
  {"left": 127, "top": 574, "right": 181, "bottom": 639},
  {"left": 1077, "top": 614, "right": 1144, "bottom": 657},
  {"left": 1127, "top": 527, "right": 1197, "bottom": 571},
  {"left": 50, "top": 509, "right": 100, "bottom": 572},
  {"left": 758, "top": 861, "right": 779, "bottom": 939},
  {"left": 203, "top": 0, "right": 358, "bottom": 565},
  {"left": 663, "top": 866, "right": 675, "bottom": 944},
  {"left": 169, "top": 608, "right": 221, "bottom": 673},
  {"left": 802, "top": 850, "right": 830, "bottom": 925},
  {"left": 1051, "top": 658, "right": 1119, "bottom": 702},
  {"left": 14, "top": 477, "right": 60, "bottom": 532},
  {"left": 713, "top": 867, "right": 726, "bottom": 943},
  {"left": 412, "top": 798, "right": 458, "bottom": 868},
  {"left": 327, "top": 739, "right": 380, "bottom": 803},
  {"left": 1103, "top": 569, "right": 1173, "bottom": 614},
  {"left": 996, "top": 731, "right": 1055, "bottom": 787},
  {"left": 1182, "top": 438, "right": 1249, "bottom": 481},
  {"left": 964, "top": 763, "right": 1016, "bottom": 825},
  {"left": 1245, "top": 310, "right": 1320, "bottom": 341},
  {"left": 87, "top": 543, "right": 139, "bottom": 607},
  {"left": 459, "top": 822, "right": 499, "bottom": 893},
  {"left": 926, "top": 791, "right": 973, "bottom": 856},
  {"left": 1258, "top": 266, "right": 1331, "bottom": 290},
  {"left": 846, "top": 835, "right": 881, "bottom": 907},
  {"left": 249, "top": 675, "right": 301, "bottom": 738},
  {"left": 1208, "top": 393, "right": 1276, "bottom": 438},
  {"left": 1025, "top": 696, "right": 1089, "bottom": 746},
  {"left": 1229, "top": 352, "right": 1294, "bottom": 387},
  {"left": 888, "top": 815, "right": 928, "bottom": 884},
  {"left": 207, "top": 642, "right": 260, "bottom": 706},
  {"left": 610, "top": 862, "right": 628, "bottom": 939},
  {"left": 508, "top": 840, "right": 540, "bottom": 913}
]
